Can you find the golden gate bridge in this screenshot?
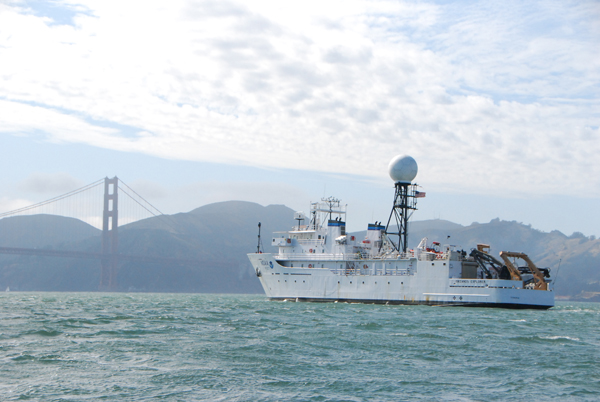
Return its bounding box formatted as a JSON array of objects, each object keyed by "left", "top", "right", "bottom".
[{"left": 0, "top": 177, "right": 199, "bottom": 290}]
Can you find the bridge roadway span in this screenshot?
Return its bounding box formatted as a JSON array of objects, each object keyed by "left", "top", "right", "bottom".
[{"left": 0, "top": 247, "right": 200, "bottom": 266}]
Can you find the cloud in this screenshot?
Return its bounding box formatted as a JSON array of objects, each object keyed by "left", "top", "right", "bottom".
[
  {"left": 429, "top": 2, "right": 600, "bottom": 100},
  {"left": 18, "top": 172, "right": 85, "bottom": 194},
  {"left": 0, "top": 0, "right": 598, "bottom": 198}
]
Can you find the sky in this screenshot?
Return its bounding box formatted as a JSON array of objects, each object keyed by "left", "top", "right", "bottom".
[{"left": 0, "top": 0, "right": 599, "bottom": 237}]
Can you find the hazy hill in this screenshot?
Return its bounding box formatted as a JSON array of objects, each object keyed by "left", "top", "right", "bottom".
[
  {"left": 0, "top": 202, "right": 294, "bottom": 293},
  {"left": 0, "top": 214, "right": 99, "bottom": 248},
  {"left": 120, "top": 201, "right": 293, "bottom": 258},
  {"left": 0, "top": 202, "right": 598, "bottom": 301},
  {"left": 110, "top": 201, "right": 294, "bottom": 293}
]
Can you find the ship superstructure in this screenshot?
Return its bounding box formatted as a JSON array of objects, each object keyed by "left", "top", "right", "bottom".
[{"left": 248, "top": 155, "right": 554, "bottom": 309}]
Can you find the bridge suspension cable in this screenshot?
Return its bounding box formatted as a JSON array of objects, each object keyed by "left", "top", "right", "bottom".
[
  {"left": 0, "top": 179, "right": 105, "bottom": 219},
  {"left": 0, "top": 177, "right": 174, "bottom": 231},
  {"left": 118, "top": 179, "right": 182, "bottom": 232},
  {"left": 0, "top": 176, "right": 197, "bottom": 291},
  {"left": 118, "top": 180, "right": 164, "bottom": 218}
]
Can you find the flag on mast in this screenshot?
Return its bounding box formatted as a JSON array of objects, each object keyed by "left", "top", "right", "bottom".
[{"left": 415, "top": 191, "right": 426, "bottom": 198}]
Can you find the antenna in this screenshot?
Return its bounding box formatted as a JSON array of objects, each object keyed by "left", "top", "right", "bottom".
[
  {"left": 322, "top": 196, "right": 340, "bottom": 221},
  {"left": 553, "top": 258, "right": 562, "bottom": 288},
  {"left": 256, "top": 222, "right": 263, "bottom": 253}
]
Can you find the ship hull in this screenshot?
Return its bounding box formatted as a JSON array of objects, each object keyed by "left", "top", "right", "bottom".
[
  {"left": 248, "top": 253, "right": 554, "bottom": 309},
  {"left": 268, "top": 298, "right": 551, "bottom": 309}
]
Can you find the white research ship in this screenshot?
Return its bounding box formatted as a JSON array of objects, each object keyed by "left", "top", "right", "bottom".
[{"left": 248, "top": 155, "right": 554, "bottom": 309}]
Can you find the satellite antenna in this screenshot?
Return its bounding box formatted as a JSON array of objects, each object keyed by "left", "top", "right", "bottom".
[{"left": 385, "top": 155, "right": 421, "bottom": 253}]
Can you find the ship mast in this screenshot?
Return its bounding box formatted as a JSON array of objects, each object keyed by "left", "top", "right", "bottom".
[
  {"left": 385, "top": 182, "right": 418, "bottom": 253},
  {"left": 256, "top": 222, "right": 263, "bottom": 253},
  {"left": 384, "top": 155, "right": 421, "bottom": 253}
]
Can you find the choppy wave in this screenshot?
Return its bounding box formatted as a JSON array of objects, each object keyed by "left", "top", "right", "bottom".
[
  {"left": 540, "top": 335, "right": 581, "bottom": 341},
  {"left": 1, "top": 293, "right": 599, "bottom": 401}
]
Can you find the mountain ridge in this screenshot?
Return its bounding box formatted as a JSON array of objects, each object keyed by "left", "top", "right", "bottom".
[{"left": 0, "top": 201, "right": 598, "bottom": 301}]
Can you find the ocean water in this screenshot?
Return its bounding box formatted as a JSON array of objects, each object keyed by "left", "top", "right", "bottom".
[{"left": 0, "top": 293, "right": 598, "bottom": 401}]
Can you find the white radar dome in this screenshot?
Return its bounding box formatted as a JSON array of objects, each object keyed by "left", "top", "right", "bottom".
[{"left": 388, "top": 155, "right": 418, "bottom": 184}]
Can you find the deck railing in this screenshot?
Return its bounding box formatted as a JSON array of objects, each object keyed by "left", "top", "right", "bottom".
[{"left": 275, "top": 251, "right": 417, "bottom": 261}]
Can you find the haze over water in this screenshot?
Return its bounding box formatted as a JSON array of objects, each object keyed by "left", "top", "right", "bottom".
[{"left": 1, "top": 292, "right": 598, "bottom": 401}]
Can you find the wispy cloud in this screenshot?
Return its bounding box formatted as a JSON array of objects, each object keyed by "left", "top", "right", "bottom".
[
  {"left": 17, "top": 172, "right": 84, "bottom": 194},
  {"left": 0, "top": 0, "right": 598, "bottom": 196}
]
